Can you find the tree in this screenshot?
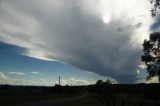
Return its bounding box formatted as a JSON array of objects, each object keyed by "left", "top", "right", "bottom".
[
  {"left": 105, "top": 79, "right": 112, "bottom": 85},
  {"left": 151, "top": 0, "right": 160, "bottom": 17},
  {"left": 142, "top": 32, "right": 160, "bottom": 81},
  {"left": 141, "top": 0, "right": 160, "bottom": 81},
  {"left": 95, "top": 80, "right": 103, "bottom": 85}
]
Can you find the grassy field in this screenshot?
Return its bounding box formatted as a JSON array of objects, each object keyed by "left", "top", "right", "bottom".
[
  {"left": 1, "top": 92, "right": 160, "bottom": 106},
  {"left": 1, "top": 84, "right": 160, "bottom": 106},
  {"left": 0, "top": 91, "right": 105, "bottom": 106},
  {"left": 0, "top": 93, "right": 80, "bottom": 106},
  {"left": 64, "top": 94, "right": 105, "bottom": 106}
]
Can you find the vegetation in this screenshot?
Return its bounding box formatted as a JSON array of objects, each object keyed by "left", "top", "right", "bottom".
[
  {"left": 151, "top": 0, "right": 160, "bottom": 17},
  {"left": 141, "top": 0, "right": 160, "bottom": 81},
  {"left": 89, "top": 82, "right": 160, "bottom": 106},
  {"left": 142, "top": 32, "right": 160, "bottom": 81},
  {"left": 1, "top": 82, "right": 160, "bottom": 106},
  {"left": 64, "top": 94, "right": 104, "bottom": 106},
  {"left": 0, "top": 84, "right": 84, "bottom": 106}
]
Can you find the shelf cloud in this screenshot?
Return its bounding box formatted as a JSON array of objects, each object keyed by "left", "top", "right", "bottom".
[
  {"left": 9, "top": 72, "right": 25, "bottom": 76},
  {"left": 0, "top": 0, "right": 153, "bottom": 83}
]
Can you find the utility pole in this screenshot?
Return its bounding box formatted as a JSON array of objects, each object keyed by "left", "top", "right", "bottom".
[{"left": 58, "top": 76, "right": 61, "bottom": 85}]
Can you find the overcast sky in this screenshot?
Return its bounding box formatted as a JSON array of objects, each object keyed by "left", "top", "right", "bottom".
[{"left": 0, "top": 0, "right": 158, "bottom": 85}]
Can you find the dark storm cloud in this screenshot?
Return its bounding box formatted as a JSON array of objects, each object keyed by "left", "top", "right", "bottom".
[{"left": 0, "top": 0, "right": 152, "bottom": 83}]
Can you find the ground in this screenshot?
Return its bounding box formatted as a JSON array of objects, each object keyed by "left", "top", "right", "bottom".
[{"left": 0, "top": 93, "right": 104, "bottom": 106}]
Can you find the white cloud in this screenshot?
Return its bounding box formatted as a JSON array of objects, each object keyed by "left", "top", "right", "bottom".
[
  {"left": 0, "top": 72, "right": 7, "bottom": 80},
  {"left": 86, "top": 71, "right": 96, "bottom": 75},
  {"left": 31, "top": 71, "right": 39, "bottom": 74},
  {"left": 138, "top": 63, "right": 147, "bottom": 69},
  {"left": 0, "top": 72, "right": 52, "bottom": 86},
  {"left": 0, "top": 72, "right": 9, "bottom": 84},
  {"left": 9, "top": 72, "right": 25, "bottom": 75},
  {"left": 0, "top": 71, "right": 118, "bottom": 85},
  {"left": 69, "top": 77, "right": 95, "bottom": 85},
  {"left": 1, "top": 72, "right": 94, "bottom": 86},
  {"left": 70, "top": 77, "right": 75, "bottom": 81},
  {"left": 136, "top": 76, "right": 159, "bottom": 84},
  {"left": 23, "top": 50, "right": 55, "bottom": 61},
  {"left": 136, "top": 69, "right": 140, "bottom": 75},
  {"left": 0, "top": 0, "right": 154, "bottom": 83}
]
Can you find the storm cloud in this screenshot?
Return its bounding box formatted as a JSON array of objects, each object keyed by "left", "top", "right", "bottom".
[{"left": 0, "top": 0, "right": 153, "bottom": 83}]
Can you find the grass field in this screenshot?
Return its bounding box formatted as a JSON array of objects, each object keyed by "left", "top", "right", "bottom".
[
  {"left": 64, "top": 94, "right": 105, "bottom": 106},
  {"left": 1, "top": 92, "right": 160, "bottom": 106},
  {"left": 1, "top": 84, "right": 160, "bottom": 106},
  {"left": 0, "top": 93, "right": 105, "bottom": 106},
  {"left": 0, "top": 93, "right": 80, "bottom": 106}
]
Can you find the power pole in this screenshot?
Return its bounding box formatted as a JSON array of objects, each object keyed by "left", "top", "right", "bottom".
[{"left": 58, "top": 76, "right": 61, "bottom": 85}]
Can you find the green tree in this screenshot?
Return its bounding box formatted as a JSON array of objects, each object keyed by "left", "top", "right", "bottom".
[
  {"left": 105, "top": 79, "right": 112, "bottom": 85},
  {"left": 95, "top": 80, "right": 103, "bottom": 85},
  {"left": 142, "top": 32, "right": 160, "bottom": 81},
  {"left": 151, "top": 0, "right": 160, "bottom": 17},
  {"left": 141, "top": 0, "right": 160, "bottom": 81}
]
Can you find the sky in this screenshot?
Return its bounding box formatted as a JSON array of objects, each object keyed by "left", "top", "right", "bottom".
[{"left": 0, "top": 0, "right": 159, "bottom": 86}]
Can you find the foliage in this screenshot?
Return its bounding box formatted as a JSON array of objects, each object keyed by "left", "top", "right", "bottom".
[
  {"left": 151, "top": 0, "right": 160, "bottom": 16},
  {"left": 142, "top": 32, "right": 160, "bottom": 81},
  {"left": 95, "top": 79, "right": 112, "bottom": 85}
]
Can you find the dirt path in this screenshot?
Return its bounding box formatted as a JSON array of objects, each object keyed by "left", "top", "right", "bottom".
[{"left": 15, "top": 93, "right": 87, "bottom": 106}]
